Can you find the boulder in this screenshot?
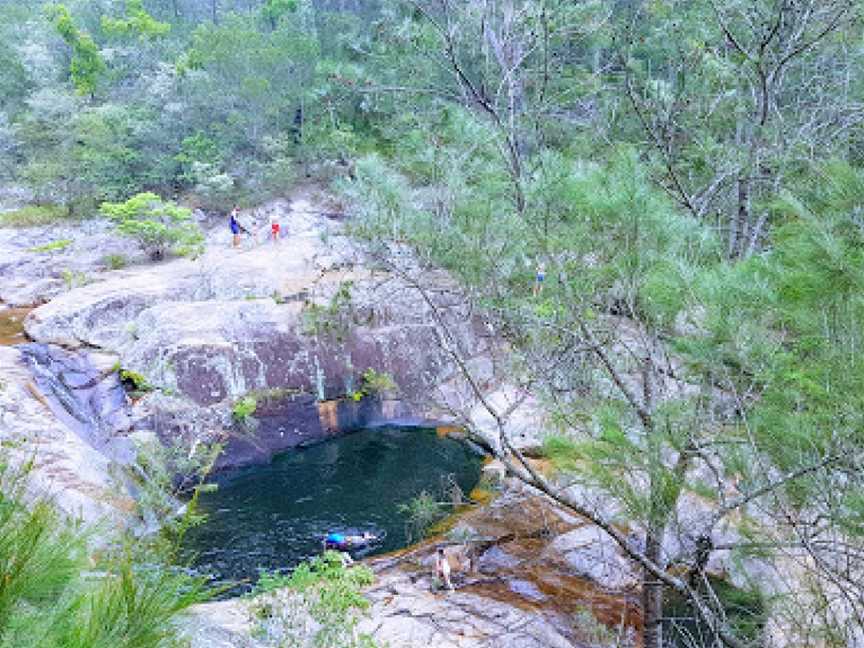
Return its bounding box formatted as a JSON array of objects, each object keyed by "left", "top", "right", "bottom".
[
  {"left": 357, "top": 570, "right": 576, "bottom": 648},
  {"left": 545, "top": 525, "right": 639, "bottom": 591},
  {"left": 178, "top": 600, "right": 262, "bottom": 648}
]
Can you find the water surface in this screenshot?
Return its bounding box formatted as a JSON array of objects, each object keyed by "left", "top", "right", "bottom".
[{"left": 185, "top": 426, "right": 482, "bottom": 592}]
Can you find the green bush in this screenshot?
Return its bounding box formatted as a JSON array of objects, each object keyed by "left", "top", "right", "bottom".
[
  {"left": 359, "top": 369, "right": 396, "bottom": 397},
  {"left": 250, "top": 552, "right": 377, "bottom": 648},
  {"left": 348, "top": 369, "right": 397, "bottom": 402},
  {"left": 100, "top": 193, "right": 204, "bottom": 261},
  {"left": 103, "top": 253, "right": 127, "bottom": 269},
  {"left": 301, "top": 282, "right": 354, "bottom": 342},
  {"left": 232, "top": 395, "right": 258, "bottom": 424},
  {"left": 60, "top": 269, "right": 89, "bottom": 291},
  {"left": 398, "top": 490, "right": 445, "bottom": 542},
  {"left": 120, "top": 369, "right": 151, "bottom": 393}
]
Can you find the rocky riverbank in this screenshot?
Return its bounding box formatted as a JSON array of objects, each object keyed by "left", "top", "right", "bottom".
[{"left": 180, "top": 483, "right": 642, "bottom": 648}]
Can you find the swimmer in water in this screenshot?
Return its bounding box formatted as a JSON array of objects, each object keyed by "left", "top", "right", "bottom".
[{"left": 323, "top": 531, "right": 379, "bottom": 552}]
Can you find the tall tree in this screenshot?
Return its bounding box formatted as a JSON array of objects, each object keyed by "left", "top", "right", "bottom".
[
  {"left": 47, "top": 3, "right": 106, "bottom": 98},
  {"left": 618, "top": 0, "right": 863, "bottom": 258}
]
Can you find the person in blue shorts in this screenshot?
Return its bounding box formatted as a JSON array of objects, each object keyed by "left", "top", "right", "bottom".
[
  {"left": 229, "top": 207, "right": 241, "bottom": 248},
  {"left": 533, "top": 263, "right": 546, "bottom": 297}
]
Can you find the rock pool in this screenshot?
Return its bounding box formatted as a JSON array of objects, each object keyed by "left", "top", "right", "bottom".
[{"left": 184, "top": 426, "right": 482, "bottom": 592}]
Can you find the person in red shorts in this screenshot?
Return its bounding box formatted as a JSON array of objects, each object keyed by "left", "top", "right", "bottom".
[{"left": 270, "top": 214, "right": 280, "bottom": 242}]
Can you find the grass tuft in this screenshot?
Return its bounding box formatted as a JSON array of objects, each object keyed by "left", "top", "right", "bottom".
[{"left": 0, "top": 205, "right": 69, "bottom": 227}]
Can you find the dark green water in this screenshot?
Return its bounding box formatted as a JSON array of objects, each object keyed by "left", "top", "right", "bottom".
[{"left": 184, "top": 426, "right": 482, "bottom": 591}]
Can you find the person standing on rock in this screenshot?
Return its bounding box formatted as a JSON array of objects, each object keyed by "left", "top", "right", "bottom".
[
  {"left": 436, "top": 547, "right": 454, "bottom": 591},
  {"left": 229, "top": 207, "right": 241, "bottom": 248},
  {"left": 270, "top": 213, "right": 280, "bottom": 243}
]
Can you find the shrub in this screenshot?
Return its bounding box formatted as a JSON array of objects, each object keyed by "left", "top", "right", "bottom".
[
  {"left": 60, "top": 269, "right": 89, "bottom": 291},
  {"left": 398, "top": 490, "right": 445, "bottom": 542},
  {"left": 100, "top": 193, "right": 204, "bottom": 261},
  {"left": 103, "top": 253, "right": 127, "bottom": 269},
  {"left": 359, "top": 368, "right": 396, "bottom": 396},
  {"left": 119, "top": 369, "right": 151, "bottom": 394},
  {"left": 0, "top": 463, "right": 210, "bottom": 647},
  {"left": 250, "top": 552, "right": 377, "bottom": 648},
  {"left": 232, "top": 395, "right": 257, "bottom": 424},
  {"left": 348, "top": 369, "right": 397, "bottom": 402},
  {"left": 301, "top": 282, "right": 354, "bottom": 341}
]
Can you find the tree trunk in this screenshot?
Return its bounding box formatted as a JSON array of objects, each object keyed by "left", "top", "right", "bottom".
[
  {"left": 211, "top": 0, "right": 218, "bottom": 24},
  {"left": 728, "top": 177, "right": 749, "bottom": 259},
  {"left": 642, "top": 530, "right": 664, "bottom": 648}
]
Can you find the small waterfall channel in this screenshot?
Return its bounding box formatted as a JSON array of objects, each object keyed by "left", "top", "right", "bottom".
[
  {"left": 1, "top": 304, "right": 133, "bottom": 463},
  {"left": 17, "top": 342, "right": 136, "bottom": 465}
]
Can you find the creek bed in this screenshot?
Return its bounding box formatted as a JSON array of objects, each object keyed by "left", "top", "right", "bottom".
[{"left": 184, "top": 426, "right": 482, "bottom": 593}]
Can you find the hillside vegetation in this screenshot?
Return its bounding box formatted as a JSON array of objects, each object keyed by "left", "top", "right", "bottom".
[{"left": 2, "top": 1, "right": 864, "bottom": 647}]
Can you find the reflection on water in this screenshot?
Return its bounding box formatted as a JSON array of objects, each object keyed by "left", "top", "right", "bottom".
[{"left": 184, "top": 426, "right": 482, "bottom": 593}]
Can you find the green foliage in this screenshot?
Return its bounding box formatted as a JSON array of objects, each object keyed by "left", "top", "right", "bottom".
[
  {"left": 60, "top": 269, "right": 89, "bottom": 291},
  {"left": 72, "top": 105, "right": 153, "bottom": 202},
  {"left": 47, "top": 562, "right": 206, "bottom": 648},
  {"left": 27, "top": 238, "right": 72, "bottom": 254},
  {"left": 684, "top": 162, "right": 864, "bottom": 503},
  {"left": 359, "top": 368, "right": 396, "bottom": 396},
  {"left": 119, "top": 369, "right": 151, "bottom": 394},
  {"left": 0, "top": 477, "right": 83, "bottom": 633},
  {"left": 128, "top": 432, "right": 222, "bottom": 559},
  {"left": 349, "top": 368, "right": 398, "bottom": 401},
  {"left": 232, "top": 395, "right": 258, "bottom": 424},
  {"left": 174, "top": 133, "right": 223, "bottom": 185},
  {"left": 47, "top": 4, "right": 105, "bottom": 96},
  {"left": 250, "top": 552, "right": 377, "bottom": 648},
  {"left": 101, "top": 0, "right": 170, "bottom": 40},
  {"left": 103, "top": 253, "right": 127, "bottom": 270},
  {"left": 301, "top": 281, "right": 354, "bottom": 341},
  {"left": 0, "top": 205, "right": 69, "bottom": 228},
  {"left": 0, "top": 37, "right": 31, "bottom": 118},
  {"left": 0, "top": 463, "right": 209, "bottom": 648},
  {"left": 540, "top": 434, "right": 581, "bottom": 472},
  {"left": 398, "top": 490, "right": 445, "bottom": 542},
  {"left": 282, "top": 551, "right": 373, "bottom": 610},
  {"left": 100, "top": 193, "right": 203, "bottom": 260},
  {"left": 664, "top": 577, "right": 766, "bottom": 647},
  {"left": 261, "top": 0, "right": 298, "bottom": 30}
]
